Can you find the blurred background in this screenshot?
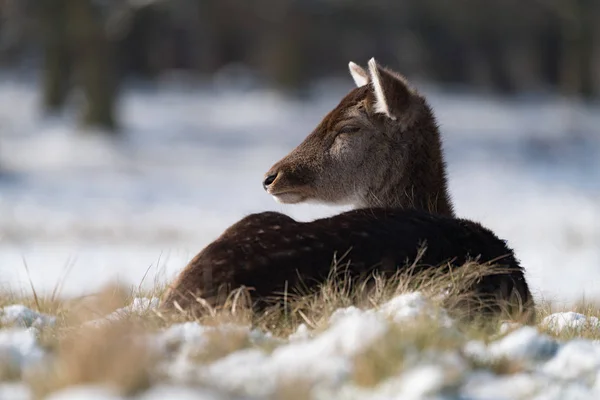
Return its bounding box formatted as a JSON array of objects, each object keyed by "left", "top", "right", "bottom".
[{"left": 0, "top": 0, "right": 598, "bottom": 304}]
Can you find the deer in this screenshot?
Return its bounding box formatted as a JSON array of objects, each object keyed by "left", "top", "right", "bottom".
[{"left": 161, "top": 58, "right": 535, "bottom": 323}]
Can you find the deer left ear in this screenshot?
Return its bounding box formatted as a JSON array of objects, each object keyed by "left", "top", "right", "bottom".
[
  {"left": 367, "top": 58, "right": 412, "bottom": 121},
  {"left": 348, "top": 61, "right": 369, "bottom": 87}
]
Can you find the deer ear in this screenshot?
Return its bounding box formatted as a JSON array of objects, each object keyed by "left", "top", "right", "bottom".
[
  {"left": 367, "top": 58, "right": 411, "bottom": 121},
  {"left": 348, "top": 61, "right": 369, "bottom": 87}
]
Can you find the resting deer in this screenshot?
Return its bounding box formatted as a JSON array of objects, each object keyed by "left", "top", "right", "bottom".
[{"left": 162, "top": 59, "right": 535, "bottom": 322}]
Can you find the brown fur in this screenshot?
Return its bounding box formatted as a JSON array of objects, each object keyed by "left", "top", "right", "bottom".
[
  {"left": 263, "top": 59, "right": 454, "bottom": 217},
  {"left": 161, "top": 208, "right": 535, "bottom": 322}
]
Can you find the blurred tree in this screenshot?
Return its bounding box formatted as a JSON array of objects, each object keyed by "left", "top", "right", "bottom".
[
  {"left": 552, "top": 0, "right": 585, "bottom": 98},
  {"left": 39, "top": 0, "right": 71, "bottom": 111},
  {"left": 591, "top": 2, "right": 600, "bottom": 96},
  {"left": 38, "top": 0, "right": 118, "bottom": 132},
  {"left": 256, "top": 0, "right": 310, "bottom": 91},
  {"left": 67, "top": 0, "right": 117, "bottom": 131}
]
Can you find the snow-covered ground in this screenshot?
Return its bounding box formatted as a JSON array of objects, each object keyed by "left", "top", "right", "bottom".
[
  {"left": 1, "top": 296, "right": 600, "bottom": 399},
  {"left": 0, "top": 73, "right": 598, "bottom": 305}
]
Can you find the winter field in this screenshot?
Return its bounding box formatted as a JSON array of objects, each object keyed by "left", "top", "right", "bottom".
[{"left": 0, "top": 72, "right": 599, "bottom": 398}]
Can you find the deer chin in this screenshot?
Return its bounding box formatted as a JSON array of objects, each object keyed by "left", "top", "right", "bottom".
[{"left": 271, "top": 191, "right": 307, "bottom": 204}]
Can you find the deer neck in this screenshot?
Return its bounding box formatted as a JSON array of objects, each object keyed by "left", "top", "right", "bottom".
[{"left": 356, "top": 122, "right": 455, "bottom": 217}]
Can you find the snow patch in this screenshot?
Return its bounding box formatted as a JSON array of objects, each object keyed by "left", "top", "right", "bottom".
[
  {"left": 542, "top": 312, "right": 600, "bottom": 334},
  {"left": 392, "top": 365, "right": 452, "bottom": 399},
  {"left": 0, "top": 305, "right": 56, "bottom": 328},
  {"left": 288, "top": 323, "right": 310, "bottom": 342},
  {"left": 0, "top": 327, "right": 46, "bottom": 371},
  {"left": 465, "top": 326, "right": 558, "bottom": 365},
  {"left": 543, "top": 340, "right": 600, "bottom": 380},
  {"left": 45, "top": 386, "right": 123, "bottom": 400},
  {"left": 461, "top": 371, "right": 545, "bottom": 399},
  {"left": 0, "top": 383, "right": 31, "bottom": 400},
  {"left": 156, "top": 321, "right": 276, "bottom": 353},
  {"left": 378, "top": 291, "right": 452, "bottom": 326}
]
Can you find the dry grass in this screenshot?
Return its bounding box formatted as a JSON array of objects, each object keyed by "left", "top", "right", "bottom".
[
  {"left": 187, "top": 327, "right": 254, "bottom": 364},
  {"left": 263, "top": 256, "right": 529, "bottom": 336},
  {"left": 2, "top": 281, "right": 166, "bottom": 399},
  {"left": 466, "top": 355, "right": 525, "bottom": 375},
  {"left": 0, "top": 361, "right": 22, "bottom": 382},
  {"left": 351, "top": 320, "right": 457, "bottom": 387},
  {"left": 28, "top": 320, "right": 156, "bottom": 399},
  {"left": 272, "top": 377, "right": 315, "bottom": 400}
]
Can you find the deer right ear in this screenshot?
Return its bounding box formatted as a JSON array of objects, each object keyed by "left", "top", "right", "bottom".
[
  {"left": 348, "top": 62, "right": 369, "bottom": 87},
  {"left": 366, "top": 58, "right": 412, "bottom": 121}
]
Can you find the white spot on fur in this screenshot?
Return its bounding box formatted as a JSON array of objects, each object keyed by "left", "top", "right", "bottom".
[
  {"left": 348, "top": 61, "right": 369, "bottom": 87},
  {"left": 368, "top": 57, "right": 396, "bottom": 120}
]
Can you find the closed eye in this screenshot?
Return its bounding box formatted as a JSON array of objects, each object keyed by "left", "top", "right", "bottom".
[{"left": 337, "top": 126, "right": 360, "bottom": 135}]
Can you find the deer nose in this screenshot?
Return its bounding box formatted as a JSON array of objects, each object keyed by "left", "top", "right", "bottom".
[{"left": 263, "top": 172, "right": 278, "bottom": 190}]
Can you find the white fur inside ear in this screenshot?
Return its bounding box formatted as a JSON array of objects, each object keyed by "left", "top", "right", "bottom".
[
  {"left": 348, "top": 62, "right": 369, "bottom": 87},
  {"left": 367, "top": 58, "right": 396, "bottom": 120}
]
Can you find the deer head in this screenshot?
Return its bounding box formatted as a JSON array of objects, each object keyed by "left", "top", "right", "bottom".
[{"left": 263, "top": 58, "right": 454, "bottom": 216}]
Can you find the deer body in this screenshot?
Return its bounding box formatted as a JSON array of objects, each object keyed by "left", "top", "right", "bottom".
[
  {"left": 162, "top": 208, "right": 533, "bottom": 320},
  {"left": 162, "top": 58, "right": 535, "bottom": 321}
]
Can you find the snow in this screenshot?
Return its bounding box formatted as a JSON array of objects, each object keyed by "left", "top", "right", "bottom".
[
  {"left": 45, "top": 386, "right": 123, "bottom": 400},
  {"left": 0, "top": 305, "right": 55, "bottom": 328},
  {"left": 543, "top": 340, "right": 600, "bottom": 380},
  {"left": 465, "top": 326, "right": 558, "bottom": 365},
  {"left": 0, "top": 305, "right": 52, "bottom": 376},
  {"left": 461, "top": 372, "right": 545, "bottom": 399},
  {"left": 0, "top": 328, "right": 46, "bottom": 371},
  {"left": 0, "top": 383, "right": 31, "bottom": 400},
  {"left": 542, "top": 312, "right": 600, "bottom": 334},
  {"left": 378, "top": 291, "right": 453, "bottom": 327},
  {"left": 390, "top": 365, "right": 453, "bottom": 399}
]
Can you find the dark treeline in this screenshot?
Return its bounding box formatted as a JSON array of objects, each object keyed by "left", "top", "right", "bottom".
[{"left": 0, "top": 0, "right": 598, "bottom": 130}]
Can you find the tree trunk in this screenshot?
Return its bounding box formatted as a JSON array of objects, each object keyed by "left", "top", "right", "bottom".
[
  {"left": 67, "top": 0, "right": 118, "bottom": 132},
  {"left": 557, "top": 0, "right": 583, "bottom": 98},
  {"left": 40, "top": 0, "right": 71, "bottom": 112}
]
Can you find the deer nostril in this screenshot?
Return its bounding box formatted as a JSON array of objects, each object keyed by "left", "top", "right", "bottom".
[{"left": 263, "top": 173, "right": 278, "bottom": 190}]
